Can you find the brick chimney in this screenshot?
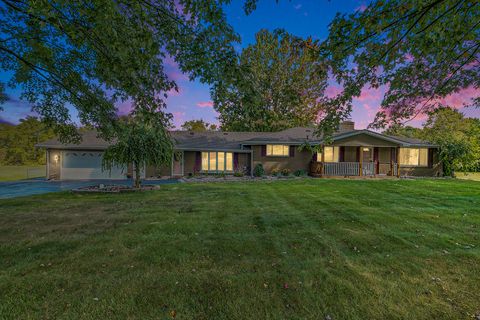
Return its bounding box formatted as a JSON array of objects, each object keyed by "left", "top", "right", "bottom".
[{"left": 338, "top": 121, "right": 355, "bottom": 133}]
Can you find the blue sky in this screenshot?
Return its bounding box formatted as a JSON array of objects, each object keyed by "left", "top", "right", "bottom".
[{"left": 1, "top": 0, "right": 478, "bottom": 128}]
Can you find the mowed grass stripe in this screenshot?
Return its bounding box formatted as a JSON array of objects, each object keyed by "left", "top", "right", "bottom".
[{"left": 0, "top": 179, "right": 479, "bottom": 319}]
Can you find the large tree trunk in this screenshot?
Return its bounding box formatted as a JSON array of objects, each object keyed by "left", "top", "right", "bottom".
[{"left": 134, "top": 161, "right": 141, "bottom": 189}]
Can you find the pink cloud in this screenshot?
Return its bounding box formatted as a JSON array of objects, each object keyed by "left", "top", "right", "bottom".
[
  {"left": 172, "top": 111, "right": 186, "bottom": 129},
  {"left": 167, "top": 70, "right": 188, "bottom": 81},
  {"left": 117, "top": 100, "right": 133, "bottom": 115},
  {"left": 196, "top": 101, "right": 214, "bottom": 108},
  {"left": 355, "top": 86, "right": 383, "bottom": 102},
  {"left": 355, "top": 4, "right": 367, "bottom": 12},
  {"left": 436, "top": 86, "right": 479, "bottom": 109},
  {"left": 325, "top": 85, "right": 343, "bottom": 98}
]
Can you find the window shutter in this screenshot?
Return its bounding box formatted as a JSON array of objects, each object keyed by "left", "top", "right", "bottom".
[
  {"left": 289, "top": 145, "right": 295, "bottom": 157},
  {"left": 428, "top": 148, "right": 434, "bottom": 168},
  {"left": 313, "top": 153, "right": 317, "bottom": 162},
  {"left": 233, "top": 153, "right": 239, "bottom": 170},
  {"left": 339, "top": 146, "right": 345, "bottom": 162},
  {"left": 261, "top": 145, "right": 266, "bottom": 157},
  {"left": 356, "top": 147, "right": 360, "bottom": 162},
  {"left": 195, "top": 152, "right": 201, "bottom": 172}
]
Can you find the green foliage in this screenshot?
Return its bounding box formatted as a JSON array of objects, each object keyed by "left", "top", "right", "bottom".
[
  {"left": 181, "top": 119, "right": 218, "bottom": 131},
  {"left": 293, "top": 169, "right": 308, "bottom": 177},
  {"left": 320, "top": 0, "right": 479, "bottom": 131},
  {"left": 233, "top": 171, "right": 244, "bottom": 177},
  {"left": 271, "top": 168, "right": 281, "bottom": 176},
  {"left": 423, "top": 107, "right": 480, "bottom": 176},
  {"left": 297, "top": 141, "right": 322, "bottom": 154},
  {"left": 102, "top": 114, "right": 173, "bottom": 188},
  {"left": 383, "top": 125, "right": 424, "bottom": 139},
  {"left": 0, "top": 117, "right": 55, "bottom": 165},
  {"left": 213, "top": 29, "right": 328, "bottom": 132},
  {"left": 281, "top": 168, "right": 291, "bottom": 176},
  {"left": 0, "top": 0, "right": 240, "bottom": 142},
  {"left": 253, "top": 163, "right": 265, "bottom": 177}
]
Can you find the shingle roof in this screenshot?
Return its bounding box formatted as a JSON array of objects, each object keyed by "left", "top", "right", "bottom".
[{"left": 36, "top": 127, "right": 436, "bottom": 150}]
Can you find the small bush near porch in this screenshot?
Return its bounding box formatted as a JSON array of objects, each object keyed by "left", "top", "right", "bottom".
[{"left": 0, "top": 179, "right": 479, "bottom": 319}]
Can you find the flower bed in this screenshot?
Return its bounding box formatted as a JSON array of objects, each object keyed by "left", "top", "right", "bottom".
[
  {"left": 72, "top": 184, "right": 158, "bottom": 193},
  {"left": 180, "top": 175, "right": 309, "bottom": 183}
]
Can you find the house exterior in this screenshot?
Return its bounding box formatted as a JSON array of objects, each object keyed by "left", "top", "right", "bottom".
[{"left": 37, "top": 121, "right": 442, "bottom": 180}]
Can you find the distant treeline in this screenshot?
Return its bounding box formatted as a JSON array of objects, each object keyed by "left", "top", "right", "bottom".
[{"left": 0, "top": 117, "right": 55, "bottom": 165}]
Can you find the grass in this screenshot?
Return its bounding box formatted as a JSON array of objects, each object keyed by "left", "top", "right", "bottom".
[
  {"left": 457, "top": 172, "right": 480, "bottom": 181},
  {"left": 0, "top": 179, "right": 479, "bottom": 319},
  {"left": 0, "top": 165, "right": 45, "bottom": 181}
]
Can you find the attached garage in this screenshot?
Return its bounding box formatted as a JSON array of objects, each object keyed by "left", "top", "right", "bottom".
[{"left": 60, "top": 151, "right": 126, "bottom": 180}]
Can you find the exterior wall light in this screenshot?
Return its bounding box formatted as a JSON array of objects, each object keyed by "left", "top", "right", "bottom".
[
  {"left": 54, "top": 154, "right": 59, "bottom": 162},
  {"left": 362, "top": 147, "right": 370, "bottom": 152}
]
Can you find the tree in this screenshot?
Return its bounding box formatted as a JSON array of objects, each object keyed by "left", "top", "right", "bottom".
[
  {"left": 317, "top": 0, "right": 479, "bottom": 134},
  {"left": 0, "top": 116, "right": 55, "bottom": 165},
  {"left": 383, "top": 125, "right": 424, "bottom": 139},
  {"left": 0, "top": 0, "right": 239, "bottom": 142},
  {"left": 102, "top": 114, "right": 173, "bottom": 188},
  {"left": 181, "top": 119, "right": 218, "bottom": 131},
  {"left": 422, "top": 107, "right": 480, "bottom": 176},
  {"left": 212, "top": 29, "right": 328, "bottom": 132}
]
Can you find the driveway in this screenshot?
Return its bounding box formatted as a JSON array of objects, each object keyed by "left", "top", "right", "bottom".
[{"left": 0, "top": 179, "right": 178, "bottom": 199}]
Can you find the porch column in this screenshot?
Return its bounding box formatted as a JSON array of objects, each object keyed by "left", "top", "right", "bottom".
[
  {"left": 320, "top": 145, "right": 325, "bottom": 176},
  {"left": 396, "top": 147, "right": 401, "bottom": 177},
  {"left": 358, "top": 146, "right": 363, "bottom": 176}
]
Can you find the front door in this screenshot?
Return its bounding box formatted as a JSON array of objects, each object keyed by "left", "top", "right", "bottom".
[
  {"left": 172, "top": 152, "right": 184, "bottom": 176},
  {"left": 361, "top": 147, "right": 374, "bottom": 175},
  {"left": 362, "top": 147, "right": 373, "bottom": 162}
]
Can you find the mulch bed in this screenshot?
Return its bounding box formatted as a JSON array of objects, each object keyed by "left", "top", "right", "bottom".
[{"left": 72, "top": 184, "right": 158, "bottom": 193}]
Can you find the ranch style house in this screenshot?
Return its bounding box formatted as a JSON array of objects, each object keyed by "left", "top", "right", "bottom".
[{"left": 37, "top": 121, "right": 442, "bottom": 180}]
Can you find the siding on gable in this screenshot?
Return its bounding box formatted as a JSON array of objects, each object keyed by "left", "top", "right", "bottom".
[{"left": 332, "top": 133, "right": 399, "bottom": 147}]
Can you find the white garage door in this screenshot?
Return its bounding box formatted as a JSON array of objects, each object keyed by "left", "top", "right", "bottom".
[{"left": 61, "top": 151, "right": 125, "bottom": 180}]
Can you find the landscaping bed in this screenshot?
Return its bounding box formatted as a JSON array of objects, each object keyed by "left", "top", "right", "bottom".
[{"left": 72, "top": 184, "right": 159, "bottom": 193}]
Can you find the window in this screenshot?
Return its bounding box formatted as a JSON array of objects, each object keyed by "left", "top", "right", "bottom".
[
  {"left": 399, "top": 148, "right": 428, "bottom": 166},
  {"left": 320, "top": 146, "right": 340, "bottom": 162},
  {"left": 201, "top": 152, "right": 234, "bottom": 172},
  {"left": 266, "top": 145, "right": 289, "bottom": 156}
]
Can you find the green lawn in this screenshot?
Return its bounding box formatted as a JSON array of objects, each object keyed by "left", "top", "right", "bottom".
[
  {"left": 0, "top": 165, "right": 46, "bottom": 181},
  {"left": 1, "top": 179, "right": 479, "bottom": 319},
  {"left": 457, "top": 172, "right": 480, "bottom": 181}
]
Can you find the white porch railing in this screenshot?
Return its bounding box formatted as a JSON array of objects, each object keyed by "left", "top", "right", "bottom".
[
  {"left": 362, "top": 162, "right": 375, "bottom": 176},
  {"left": 324, "top": 162, "right": 360, "bottom": 176},
  {"left": 393, "top": 162, "right": 398, "bottom": 176}
]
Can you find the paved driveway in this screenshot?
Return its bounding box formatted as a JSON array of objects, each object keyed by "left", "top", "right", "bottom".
[{"left": 0, "top": 179, "right": 178, "bottom": 199}]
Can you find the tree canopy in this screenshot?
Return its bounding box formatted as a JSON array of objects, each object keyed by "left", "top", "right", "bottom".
[
  {"left": 181, "top": 119, "right": 217, "bottom": 131},
  {"left": 423, "top": 107, "right": 480, "bottom": 175},
  {"left": 0, "top": 0, "right": 239, "bottom": 141},
  {"left": 318, "top": 0, "right": 479, "bottom": 133},
  {"left": 212, "top": 29, "right": 328, "bottom": 132},
  {"left": 0, "top": 116, "right": 55, "bottom": 165}
]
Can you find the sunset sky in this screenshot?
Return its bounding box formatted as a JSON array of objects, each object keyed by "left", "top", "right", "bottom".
[{"left": 1, "top": 0, "right": 479, "bottom": 129}]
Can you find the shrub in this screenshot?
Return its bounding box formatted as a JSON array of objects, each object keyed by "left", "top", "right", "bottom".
[
  {"left": 271, "top": 168, "right": 281, "bottom": 176},
  {"left": 233, "top": 171, "right": 244, "bottom": 177},
  {"left": 281, "top": 168, "right": 291, "bottom": 176},
  {"left": 293, "top": 169, "right": 307, "bottom": 177},
  {"left": 253, "top": 164, "right": 265, "bottom": 177}
]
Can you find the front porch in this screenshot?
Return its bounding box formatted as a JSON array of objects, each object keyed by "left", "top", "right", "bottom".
[{"left": 310, "top": 146, "right": 400, "bottom": 177}]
